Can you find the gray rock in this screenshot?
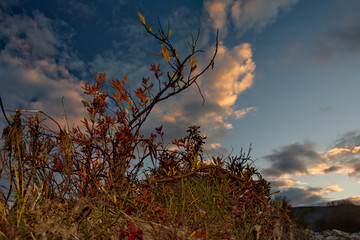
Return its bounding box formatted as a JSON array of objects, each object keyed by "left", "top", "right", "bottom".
[
  {"left": 325, "top": 236, "right": 340, "bottom": 240},
  {"left": 312, "top": 229, "right": 360, "bottom": 240}
]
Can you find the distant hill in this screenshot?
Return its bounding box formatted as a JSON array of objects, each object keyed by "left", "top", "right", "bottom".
[{"left": 292, "top": 203, "right": 360, "bottom": 233}]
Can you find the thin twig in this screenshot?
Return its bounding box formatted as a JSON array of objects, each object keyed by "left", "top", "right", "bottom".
[{"left": 0, "top": 96, "right": 11, "bottom": 125}]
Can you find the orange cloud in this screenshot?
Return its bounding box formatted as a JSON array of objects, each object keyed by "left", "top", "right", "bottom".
[
  {"left": 322, "top": 185, "right": 343, "bottom": 194},
  {"left": 270, "top": 179, "right": 306, "bottom": 188},
  {"left": 203, "top": 42, "right": 255, "bottom": 107},
  {"left": 233, "top": 107, "right": 257, "bottom": 119},
  {"left": 322, "top": 147, "right": 351, "bottom": 160},
  {"left": 347, "top": 196, "right": 360, "bottom": 205},
  {"left": 149, "top": 41, "right": 256, "bottom": 154}
]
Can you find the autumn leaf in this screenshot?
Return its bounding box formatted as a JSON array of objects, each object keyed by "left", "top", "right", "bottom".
[
  {"left": 138, "top": 11, "right": 145, "bottom": 25},
  {"left": 161, "top": 45, "right": 170, "bottom": 62},
  {"left": 189, "top": 56, "right": 196, "bottom": 68}
]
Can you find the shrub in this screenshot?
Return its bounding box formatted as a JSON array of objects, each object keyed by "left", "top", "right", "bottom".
[{"left": 0, "top": 13, "right": 310, "bottom": 239}]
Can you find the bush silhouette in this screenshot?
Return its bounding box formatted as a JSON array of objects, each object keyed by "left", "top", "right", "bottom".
[{"left": 0, "top": 13, "right": 310, "bottom": 239}]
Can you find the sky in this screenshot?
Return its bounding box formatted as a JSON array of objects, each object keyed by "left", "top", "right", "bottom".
[{"left": 1, "top": 0, "right": 360, "bottom": 207}]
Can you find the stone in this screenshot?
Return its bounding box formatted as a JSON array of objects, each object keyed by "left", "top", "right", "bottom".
[{"left": 311, "top": 229, "right": 360, "bottom": 240}]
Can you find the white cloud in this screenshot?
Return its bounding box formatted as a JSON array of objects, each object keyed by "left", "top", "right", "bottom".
[{"left": 0, "top": 9, "right": 86, "bottom": 128}]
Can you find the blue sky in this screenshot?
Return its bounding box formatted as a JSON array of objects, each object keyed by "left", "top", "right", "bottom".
[{"left": 1, "top": 0, "right": 360, "bottom": 207}]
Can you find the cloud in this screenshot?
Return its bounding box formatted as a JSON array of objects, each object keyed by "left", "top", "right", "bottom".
[
  {"left": 262, "top": 141, "right": 322, "bottom": 178},
  {"left": 314, "top": 1, "right": 360, "bottom": 63},
  {"left": 318, "top": 106, "right": 333, "bottom": 113},
  {"left": 204, "top": 0, "right": 233, "bottom": 35},
  {"left": 203, "top": 42, "right": 255, "bottom": 107},
  {"left": 0, "top": 2, "right": 257, "bottom": 156},
  {"left": 275, "top": 185, "right": 343, "bottom": 206},
  {"left": 315, "top": 131, "right": 360, "bottom": 178},
  {"left": 270, "top": 179, "right": 306, "bottom": 189},
  {"left": 233, "top": 107, "right": 257, "bottom": 119},
  {"left": 347, "top": 196, "right": 360, "bottom": 205},
  {"left": 261, "top": 131, "right": 360, "bottom": 179},
  {"left": 204, "top": 0, "right": 299, "bottom": 37},
  {"left": 315, "top": 25, "right": 360, "bottom": 62},
  {"left": 323, "top": 165, "right": 341, "bottom": 174},
  {"left": 231, "top": 0, "right": 299, "bottom": 35},
  {"left": 0, "top": 8, "right": 86, "bottom": 128},
  {"left": 145, "top": 42, "right": 256, "bottom": 154},
  {"left": 275, "top": 187, "right": 326, "bottom": 206},
  {"left": 333, "top": 131, "right": 360, "bottom": 149}
]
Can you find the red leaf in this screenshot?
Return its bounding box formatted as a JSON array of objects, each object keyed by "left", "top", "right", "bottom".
[
  {"left": 119, "top": 230, "right": 127, "bottom": 239},
  {"left": 130, "top": 223, "right": 135, "bottom": 232}
]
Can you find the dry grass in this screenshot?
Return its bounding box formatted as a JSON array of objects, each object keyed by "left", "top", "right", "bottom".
[{"left": 0, "top": 14, "right": 313, "bottom": 239}]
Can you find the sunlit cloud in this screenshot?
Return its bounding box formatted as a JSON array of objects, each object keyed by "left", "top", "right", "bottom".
[
  {"left": 261, "top": 140, "right": 322, "bottom": 178},
  {"left": 275, "top": 185, "right": 344, "bottom": 206},
  {"left": 321, "top": 185, "right": 343, "bottom": 194},
  {"left": 275, "top": 187, "right": 325, "bottom": 206},
  {"left": 261, "top": 133, "right": 360, "bottom": 180},
  {"left": 270, "top": 179, "right": 306, "bottom": 189},
  {"left": 346, "top": 196, "right": 360, "bottom": 205},
  {"left": 233, "top": 107, "right": 257, "bottom": 119},
  {"left": 146, "top": 41, "right": 256, "bottom": 154},
  {"left": 203, "top": 42, "right": 255, "bottom": 107}
]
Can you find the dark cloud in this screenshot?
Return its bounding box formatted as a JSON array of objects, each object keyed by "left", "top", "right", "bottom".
[
  {"left": 275, "top": 187, "right": 325, "bottom": 207},
  {"left": 314, "top": 1, "right": 360, "bottom": 63},
  {"left": 323, "top": 165, "right": 341, "bottom": 174},
  {"left": 318, "top": 106, "right": 333, "bottom": 113},
  {"left": 315, "top": 25, "right": 360, "bottom": 62},
  {"left": 333, "top": 131, "right": 360, "bottom": 148},
  {"left": 347, "top": 158, "right": 360, "bottom": 178},
  {"left": 261, "top": 141, "right": 322, "bottom": 177}
]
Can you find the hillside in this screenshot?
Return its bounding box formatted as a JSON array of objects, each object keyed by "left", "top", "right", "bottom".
[{"left": 293, "top": 203, "right": 360, "bottom": 232}]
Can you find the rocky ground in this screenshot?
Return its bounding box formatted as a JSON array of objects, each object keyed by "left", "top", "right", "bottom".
[{"left": 311, "top": 229, "right": 360, "bottom": 240}]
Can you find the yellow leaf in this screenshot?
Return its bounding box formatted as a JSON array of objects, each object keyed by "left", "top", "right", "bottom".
[
  {"left": 125, "top": 74, "right": 129, "bottom": 84},
  {"left": 167, "top": 29, "right": 172, "bottom": 38},
  {"left": 189, "top": 56, "right": 196, "bottom": 68},
  {"left": 152, "top": 53, "right": 161, "bottom": 56},
  {"left": 161, "top": 45, "right": 170, "bottom": 62},
  {"left": 138, "top": 11, "right": 145, "bottom": 25}
]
